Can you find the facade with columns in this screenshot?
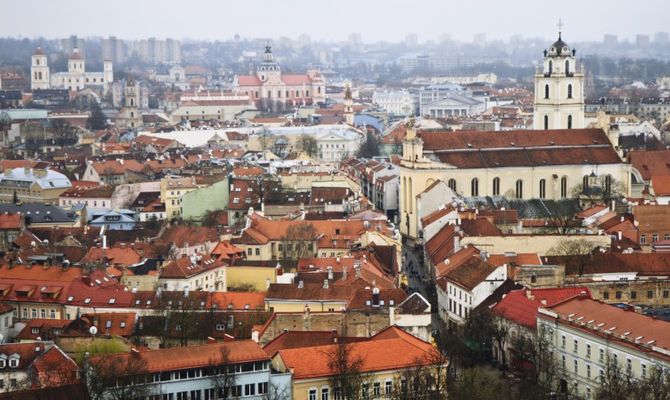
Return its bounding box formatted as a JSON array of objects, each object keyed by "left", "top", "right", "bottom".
[
  {"left": 533, "top": 34, "right": 585, "bottom": 130},
  {"left": 30, "top": 47, "right": 113, "bottom": 94},
  {"left": 233, "top": 45, "right": 325, "bottom": 111}
]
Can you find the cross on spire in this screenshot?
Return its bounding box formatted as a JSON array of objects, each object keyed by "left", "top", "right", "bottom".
[{"left": 557, "top": 18, "right": 564, "bottom": 39}]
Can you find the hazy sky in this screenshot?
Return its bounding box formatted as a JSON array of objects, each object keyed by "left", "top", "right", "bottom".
[{"left": 0, "top": 0, "right": 666, "bottom": 43}]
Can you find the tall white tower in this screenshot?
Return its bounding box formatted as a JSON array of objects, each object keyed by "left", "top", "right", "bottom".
[
  {"left": 67, "top": 48, "right": 86, "bottom": 91},
  {"left": 533, "top": 31, "right": 585, "bottom": 130},
  {"left": 30, "top": 47, "right": 50, "bottom": 90},
  {"left": 343, "top": 82, "right": 354, "bottom": 125}
]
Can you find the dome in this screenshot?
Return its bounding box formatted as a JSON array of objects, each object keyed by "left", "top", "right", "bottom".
[
  {"left": 69, "top": 48, "right": 83, "bottom": 60},
  {"left": 34, "top": 46, "right": 45, "bottom": 56},
  {"left": 547, "top": 34, "right": 572, "bottom": 57}
]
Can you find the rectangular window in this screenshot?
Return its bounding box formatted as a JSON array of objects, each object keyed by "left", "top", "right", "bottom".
[
  {"left": 373, "top": 382, "right": 381, "bottom": 397},
  {"left": 309, "top": 389, "right": 317, "bottom": 400},
  {"left": 599, "top": 349, "right": 605, "bottom": 362},
  {"left": 321, "top": 387, "right": 329, "bottom": 400},
  {"left": 574, "top": 359, "right": 578, "bottom": 374},
  {"left": 603, "top": 291, "right": 609, "bottom": 299},
  {"left": 255, "top": 248, "right": 260, "bottom": 256},
  {"left": 244, "top": 384, "right": 255, "bottom": 396},
  {"left": 247, "top": 248, "right": 252, "bottom": 256},
  {"left": 385, "top": 381, "right": 392, "bottom": 395},
  {"left": 630, "top": 291, "right": 637, "bottom": 299},
  {"left": 653, "top": 234, "right": 659, "bottom": 243},
  {"left": 573, "top": 339, "right": 578, "bottom": 353},
  {"left": 561, "top": 335, "right": 566, "bottom": 349},
  {"left": 642, "top": 364, "right": 647, "bottom": 378},
  {"left": 640, "top": 235, "right": 646, "bottom": 244},
  {"left": 258, "top": 382, "right": 268, "bottom": 395},
  {"left": 648, "top": 290, "right": 654, "bottom": 299},
  {"left": 615, "top": 291, "right": 622, "bottom": 299},
  {"left": 586, "top": 344, "right": 591, "bottom": 358},
  {"left": 587, "top": 364, "right": 591, "bottom": 379}
]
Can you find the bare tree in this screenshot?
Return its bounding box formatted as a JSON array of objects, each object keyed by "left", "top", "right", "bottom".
[
  {"left": 210, "top": 346, "right": 236, "bottom": 399},
  {"left": 448, "top": 366, "right": 515, "bottom": 400},
  {"left": 280, "top": 222, "right": 318, "bottom": 271},
  {"left": 85, "top": 352, "right": 150, "bottom": 400},
  {"left": 571, "top": 175, "right": 624, "bottom": 208},
  {"left": 390, "top": 350, "right": 449, "bottom": 400},
  {"left": 594, "top": 353, "right": 635, "bottom": 400},
  {"left": 326, "top": 342, "right": 368, "bottom": 400},
  {"left": 296, "top": 134, "right": 318, "bottom": 158},
  {"left": 547, "top": 239, "right": 599, "bottom": 276}
]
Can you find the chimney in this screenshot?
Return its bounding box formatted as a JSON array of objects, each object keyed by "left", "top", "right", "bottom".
[
  {"left": 327, "top": 266, "right": 333, "bottom": 280},
  {"left": 323, "top": 279, "right": 329, "bottom": 289},
  {"left": 275, "top": 263, "right": 283, "bottom": 276},
  {"left": 102, "top": 235, "right": 107, "bottom": 249},
  {"left": 303, "top": 305, "right": 310, "bottom": 319},
  {"left": 298, "top": 280, "right": 304, "bottom": 289},
  {"left": 372, "top": 287, "right": 380, "bottom": 307},
  {"left": 617, "top": 231, "right": 622, "bottom": 241}
]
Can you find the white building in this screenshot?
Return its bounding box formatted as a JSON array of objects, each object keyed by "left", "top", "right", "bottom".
[
  {"left": 533, "top": 33, "right": 585, "bottom": 130},
  {"left": 316, "top": 129, "right": 362, "bottom": 162},
  {"left": 372, "top": 90, "right": 416, "bottom": 116},
  {"left": 159, "top": 255, "right": 226, "bottom": 292},
  {"left": 31, "top": 47, "right": 113, "bottom": 95},
  {"left": 436, "top": 249, "right": 507, "bottom": 329},
  {"left": 538, "top": 295, "right": 670, "bottom": 399},
  {"left": 421, "top": 93, "right": 485, "bottom": 118}
]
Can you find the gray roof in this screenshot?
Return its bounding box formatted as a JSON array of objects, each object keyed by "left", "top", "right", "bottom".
[
  {"left": 0, "top": 168, "right": 71, "bottom": 190},
  {"left": 461, "top": 196, "right": 581, "bottom": 219},
  {"left": 0, "top": 203, "right": 79, "bottom": 224}
]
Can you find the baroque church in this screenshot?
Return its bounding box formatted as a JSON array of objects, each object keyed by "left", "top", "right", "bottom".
[
  {"left": 233, "top": 45, "right": 326, "bottom": 112},
  {"left": 398, "top": 33, "right": 638, "bottom": 240},
  {"left": 30, "top": 47, "right": 113, "bottom": 95}
]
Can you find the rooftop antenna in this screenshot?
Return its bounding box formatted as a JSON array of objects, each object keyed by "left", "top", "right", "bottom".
[{"left": 557, "top": 18, "right": 564, "bottom": 39}]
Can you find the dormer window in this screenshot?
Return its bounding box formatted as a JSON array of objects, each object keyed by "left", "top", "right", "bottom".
[
  {"left": 0, "top": 359, "right": 5, "bottom": 368},
  {"left": 9, "top": 358, "right": 18, "bottom": 368},
  {"left": 108, "top": 298, "right": 116, "bottom": 304},
  {"left": 84, "top": 298, "right": 91, "bottom": 304},
  {"left": 31, "top": 328, "right": 39, "bottom": 334}
]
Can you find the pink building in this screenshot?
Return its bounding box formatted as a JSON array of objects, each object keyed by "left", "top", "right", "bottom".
[{"left": 234, "top": 45, "right": 325, "bottom": 111}]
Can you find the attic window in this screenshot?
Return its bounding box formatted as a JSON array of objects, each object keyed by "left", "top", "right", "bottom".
[
  {"left": 9, "top": 358, "right": 18, "bottom": 368},
  {"left": 216, "top": 323, "right": 225, "bottom": 331},
  {"left": 389, "top": 300, "right": 395, "bottom": 306},
  {"left": 108, "top": 298, "right": 116, "bottom": 304},
  {"left": 67, "top": 296, "right": 74, "bottom": 302},
  {"left": 105, "top": 321, "right": 112, "bottom": 328},
  {"left": 135, "top": 300, "right": 141, "bottom": 305},
  {"left": 0, "top": 360, "right": 5, "bottom": 368},
  {"left": 120, "top": 322, "right": 126, "bottom": 328},
  {"left": 244, "top": 304, "right": 250, "bottom": 310},
  {"left": 31, "top": 328, "right": 39, "bottom": 334},
  {"left": 84, "top": 298, "right": 91, "bottom": 304}
]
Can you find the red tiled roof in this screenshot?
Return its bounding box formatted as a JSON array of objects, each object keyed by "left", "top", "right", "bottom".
[
  {"left": 542, "top": 296, "right": 670, "bottom": 355},
  {"left": 159, "top": 226, "right": 219, "bottom": 248},
  {"left": 0, "top": 213, "right": 22, "bottom": 230},
  {"left": 629, "top": 150, "right": 670, "bottom": 181},
  {"left": 277, "top": 326, "right": 439, "bottom": 380},
  {"left": 487, "top": 252, "right": 541, "bottom": 267},
  {"left": 160, "top": 255, "right": 224, "bottom": 279},
  {"left": 425, "top": 224, "right": 458, "bottom": 267},
  {"left": 460, "top": 218, "right": 503, "bottom": 236},
  {"left": 91, "top": 340, "right": 268, "bottom": 374},
  {"left": 492, "top": 287, "right": 591, "bottom": 329},
  {"left": 81, "top": 312, "right": 136, "bottom": 337},
  {"left": 420, "top": 205, "right": 455, "bottom": 227},
  {"left": 82, "top": 246, "right": 142, "bottom": 267},
  {"left": 651, "top": 176, "right": 670, "bottom": 196}
]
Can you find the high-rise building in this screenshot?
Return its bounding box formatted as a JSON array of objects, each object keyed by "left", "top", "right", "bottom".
[
  {"left": 533, "top": 32, "right": 584, "bottom": 130},
  {"left": 636, "top": 34, "right": 651, "bottom": 47},
  {"left": 603, "top": 34, "right": 618, "bottom": 46},
  {"left": 654, "top": 31, "right": 670, "bottom": 44}
]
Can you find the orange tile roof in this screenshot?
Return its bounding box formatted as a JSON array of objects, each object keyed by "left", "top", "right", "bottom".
[
  {"left": 91, "top": 340, "right": 269, "bottom": 374},
  {"left": 492, "top": 287, "right": 590, "bottom": 329},
  {"left": 90, "top": 159, "right": 144, "bottom": 175},
  {"left": 160, "top": 255, "right": 224, "bottom": 279},
  {"left": 487, "top": 252, "right": 541, "bottom": 267},
  {"left": 160, "top": 226, "right": 219, "bottom": 248},
  {"left": 629, "top": 150, "right": 670, "bottom": 181},
  {"left": 81, "top": 312, "right": 136, "bottom": 337},
  {"left": 0, "top": 213, "right": 22, "bottom": 230},
  {"left": 652, "top": 176, "right": 670, "bottom": 196},
  {"left": 542, "top": 296, "right": 670, "bottom": 357},
  {"left": 82, "top": 246, "right": 143, "bottom": 267},
  {"left": 277, "top": 326, "right": 440, "bottom": 379}
]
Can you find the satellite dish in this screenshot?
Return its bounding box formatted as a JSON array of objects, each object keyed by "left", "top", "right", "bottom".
[{"left": 89, "top": 326, "right": 98, "bottom": 336}]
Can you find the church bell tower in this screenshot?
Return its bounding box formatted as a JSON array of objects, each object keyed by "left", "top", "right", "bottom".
[{"left": 533, "top": 24, "right": 585, "bottom": 130}]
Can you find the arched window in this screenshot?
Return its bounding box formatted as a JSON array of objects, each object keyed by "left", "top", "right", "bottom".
[
  {"left": 492, "top": 177, "right": 500, "bottom": 196},
  {"left": 448, "top": 178, "right": 457, "bottom": 192},
  {"left": 583, "top": 175, "right": 589, "bottom": 190},
  {"left": 567, "top": 115, "right": 573, "bottom": 129},
  {"left": 548, "top": 60, "right": 553, "bottom": 75},
  {"left": 567, "top": 84, "right": 573, "bottom": 99},
  {"left": 565, "top": 60, "right": 570, "bottom": 75},
  {"left": 515, "top": 180, "right": 523, "bottom": 199},
  {"left": 539, "top": 179, "right": 546, "bottom": 199},
  {"left": 561, "top": 176, "right": 568, "bottom": 198},
  {"left": 544, "top": 115, "right": 549, "bottom": 130},
  {"left": 408, "top": 177, "right": 413, "bottom": 213},
  {"left": 471, "top": 178, "right": 479, "bottom": 197},
  {"left": 544, "top": 84, "right": 550, "bottom": 99},
  {"left": 605, "top": 175, "right": 612, "bottom": 195},
  {"left": 402, "top": 177, "right": 407, "bottom": 212}
]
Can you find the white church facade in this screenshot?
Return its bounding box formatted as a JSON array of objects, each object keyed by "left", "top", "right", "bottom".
[
  {"left": 31, "top": 47, "right": 113, "bottom": 94},
  {"left": 397, "top": 34, "right": 637, "bottom": 240}
]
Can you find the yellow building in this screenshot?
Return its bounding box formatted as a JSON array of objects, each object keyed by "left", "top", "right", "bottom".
[
  {"left": 160, "top": 175, "right": 198, "bottom": 219},
  {"left": 0, "top": 167, "right": 71, "bottom": 204},
  {"left": 270, "top": 326, "right": 447, "bottom": 400},
  {"left": 398, "top": 122, "right": 634, "bottom": 240}
]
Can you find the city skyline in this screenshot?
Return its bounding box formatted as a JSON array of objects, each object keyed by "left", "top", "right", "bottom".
[{"left": 1, "top": 0, "right": 668, "bottom": 43}]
